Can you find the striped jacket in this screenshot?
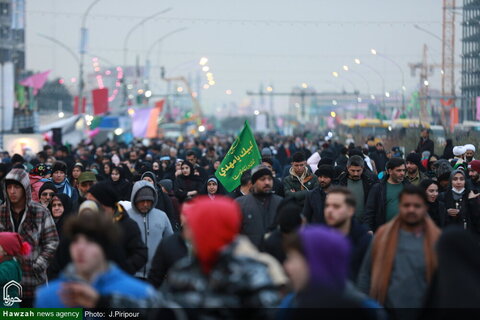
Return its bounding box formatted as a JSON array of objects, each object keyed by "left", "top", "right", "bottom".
[{"left": 0, "top": 169, "right": 59, "bottom": 298}]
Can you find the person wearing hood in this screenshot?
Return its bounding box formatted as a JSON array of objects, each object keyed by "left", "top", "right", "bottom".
[
  {"left": 51, "top": 161, "right": 79, "bottom": 205},
  {"left": 237, "top": 165, "right": 283, "bottom": 248},
  {"left": 174, "top": 161, "right": 203, "bottom": 203},
  {"left": 38, "top": 181, "right": 57, "bottom": 208},
  {"left": 280, "top": 226, "right": 382, "bottom": 316},
  {"left": 438, "top": 169, "right": 480, "bottom": 231},
  {"left": 161, "top": 196, "right": 281, "bottom": 316},
  {"left": 358, "top": 185, "right": 440, "bottom": 317},
  {"left": 433, "top": 159, "right": 453, "bottom": 192},
  {"left": 405, "top": 152, "right": 427, "bottom": 186},
  {"left": 69, "top": 162, "right": 84, "bottom": 189},
  {"left": 464, "top": 144, "right": 476, "bottom": 163},
  {"left": 159, "top": 179, "right": 180, "bottom": 231},
  {"left": 0, "top": 232, "right": 31, "bottom": 308},
  {"left": 35, "top": 214, "right": 156, "bottom": 308},
  {"left": 0, "top": 168, "right": 59, "bottom": 307},
  {"left": 109, "top": 165, "right": 133, "bottom": 201},
  {"left": 200, "top": 176, "right": 226, "bottom": 200},
  {"left": 127, "top": 181, "right": 173, "bottom": 280},
  {"left": 29, "top": 163, "right": 50, "bottom": 203},
  {"left": 86, "top": 181, "right": 147, "bottom": 275},
  {"left": 46, "top": 193, "right": 73, "bottom": 280},
  {"left": 141, "top": 171, "right": 174, "bottom": 220},
  {"left": 283, "top": 152, "right": 319, "bottom": 207},
  {"left": 420, "top": 179, "right": 446, "bottom": 228}
]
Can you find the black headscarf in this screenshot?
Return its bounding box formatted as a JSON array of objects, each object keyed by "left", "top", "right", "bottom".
[
  {"left": 110, "top": 165, "right": 133, "bottom": 201},
  {"left": 49, "top": 193, "right": 73, "bottom": 236}
]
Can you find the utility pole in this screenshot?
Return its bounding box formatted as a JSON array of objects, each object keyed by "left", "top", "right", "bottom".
[{"left": 442, "top": 0, "right": 456, "bottom": 122}]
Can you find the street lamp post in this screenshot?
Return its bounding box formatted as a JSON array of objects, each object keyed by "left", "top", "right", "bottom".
[
  {"left": 353, "top": 58, "right": 387, "bottom": 108},
  {"left": 145, "top": 27, "right": 188, "bottom": 85},
  {"left": 370, "top": 49, "right": 406, "bottom": 109},
  {"left": 79, "top": 0, "right": 102, "bottom": 116}
]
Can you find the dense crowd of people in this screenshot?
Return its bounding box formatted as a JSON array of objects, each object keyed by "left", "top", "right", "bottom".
[{"left": 0, "top": 128, "right": 479, "bottom": 317}]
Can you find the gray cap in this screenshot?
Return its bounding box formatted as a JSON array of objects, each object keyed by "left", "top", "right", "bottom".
[
  {"left": 261, "top": 147, "right": 272, "bottom": 156},
  {"left": 159, "top": 179, "right": 173, "bottom": 193}
]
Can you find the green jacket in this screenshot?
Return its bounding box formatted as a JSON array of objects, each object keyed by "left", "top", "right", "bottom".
[{"left": 0, "top": 259, "right": 22, "bottom": 308}]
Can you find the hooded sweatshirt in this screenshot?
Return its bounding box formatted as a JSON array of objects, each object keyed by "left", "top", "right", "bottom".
[
  {"left": 127, "top": 181, "right": 173, "bottom": 279},
  {"left": 183, "top": 196, "right": 241, "bottom": 274},
  {"left": 0, "top": 169, "right": 59, "bottom": 298}
]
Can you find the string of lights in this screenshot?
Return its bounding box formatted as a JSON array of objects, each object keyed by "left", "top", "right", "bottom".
[{"left": 26, "top": 11, "right": 441, "bottom": 27}]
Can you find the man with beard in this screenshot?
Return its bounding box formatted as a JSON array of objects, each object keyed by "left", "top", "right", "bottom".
[
  {"left": 405, "top": 153, "right": 426, "bottom": 186},
  {"left": 324, "top": 186, "right": 371, "bottom": 282},
  {"left": 283, "top": 152, "right": 318, "bottom": 207},
  {"left": 77, "top": 171, "right": 97, "bottom": 206},
  {"left": 336, "top": 156, "right": 377, "bottom": 222},
  {"left": 261, "top": 158, "right": 285, "bottom": 197},
  {"left": 465, "top": 144, "right": 476, "bottom": 163},
  {"left": 302, "top": 164, "right": 334, "bottom": 223},
  {"left": 468, "top": 160, "right": 480, "bottom": 193},
  {"left": 365, "top": 158, "right": 409, "bottom": 232},
  {"left": 358, "top": 185, "right": 440, "bottom": 317},
  {"left": 237, "top": 165, "right": 283, "bottom": 248}
]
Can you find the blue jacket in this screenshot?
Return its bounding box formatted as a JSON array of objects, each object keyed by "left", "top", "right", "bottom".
[{"left": 34, "top": 263, "right": 155, "bottom": 308}]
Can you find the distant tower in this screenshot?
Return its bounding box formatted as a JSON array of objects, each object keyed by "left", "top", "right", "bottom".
[{"left": 0, "top": 0, "right": 26, "bottom": 77}]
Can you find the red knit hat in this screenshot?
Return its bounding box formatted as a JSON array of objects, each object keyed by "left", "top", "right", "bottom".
[
  {"left": 183, "top": 196, "right": 241, "bottom": 274},
  {"left": 0, "top": 232, "right": 31, "bottom": 257},
  {"left": 469, "top": 160, "right": 480, "bottom": 174}
]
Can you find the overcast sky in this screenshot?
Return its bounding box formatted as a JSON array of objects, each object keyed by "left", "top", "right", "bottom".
[{"left": 26, "top": 0, "right": 460, "bottom": 114}]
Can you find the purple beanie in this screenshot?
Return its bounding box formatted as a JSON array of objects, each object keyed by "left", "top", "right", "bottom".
[{"left": 299, "top": 226, "right": 351, "bottom": 291}]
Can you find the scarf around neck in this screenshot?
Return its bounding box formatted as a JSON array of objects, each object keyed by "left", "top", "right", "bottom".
[
  {"left": 53, "top": 178, "right": 73, "bottom": 198},
  {"left": 370, "top": 215, "right": 440, "bottom": 305}
]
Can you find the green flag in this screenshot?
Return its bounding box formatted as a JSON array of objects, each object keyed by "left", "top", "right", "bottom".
[{"left": 215, "top": 121, "right": 261, "bottom": 192}]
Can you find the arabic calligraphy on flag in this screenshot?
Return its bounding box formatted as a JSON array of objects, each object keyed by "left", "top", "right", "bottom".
[{"left": 215, "top": 121, "right": 261, "bottom": 192}]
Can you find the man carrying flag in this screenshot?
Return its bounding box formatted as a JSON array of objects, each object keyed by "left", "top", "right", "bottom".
[
  {"left": 215, "top": 121, "right": 262, "bottom": 192},
  {"left": 215, "top": 121, "right": 281, "bottom": 248}
]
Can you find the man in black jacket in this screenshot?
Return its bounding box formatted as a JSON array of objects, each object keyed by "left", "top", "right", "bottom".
[
  {"left": 370, "top": 142, "right": 389, "bottom": 173},
  {"left": 302, "top": 164, "right": 335, "bottom": 223},
  {"left": 324, "top": 186, "right": 371, "bottom": 282},
  {"left": 236, "top": 165, "right": 283, "bottom": 248},
  {"left": 415, "top": 128, "right": 434, "bottom": 154},
  {"left": 364, "top": 157, "right": 408, "bottom": 232},
  {"left": 336, "top": 155, "right": 377, "bottom": 222},
  {"left": 87, "top": 181, "right": 148, "bottom": 274}
]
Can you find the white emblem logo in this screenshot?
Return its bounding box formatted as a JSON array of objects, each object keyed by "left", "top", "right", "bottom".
[{"left": 3, "top": 280, "right": 22, "bottom": 306}]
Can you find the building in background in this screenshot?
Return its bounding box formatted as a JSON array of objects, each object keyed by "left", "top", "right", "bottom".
[
  {"left": 461, "top": 0, "right": 480, "bottom": 121},
  {"left": 0, "top": 0, "right": 25, "bottom": 75}
]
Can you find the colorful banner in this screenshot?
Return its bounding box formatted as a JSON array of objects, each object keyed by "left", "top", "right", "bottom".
[
  {"left": 132, "top": 100, "right": 164, "bottom": 138},
  {"left": 215, "top": 121, "right": 261, "bottom": 192},
  {"left": 476, "top": 97, "right": 480, "bottom": 121},
  {"left": 19, "top": 70, "right": 50, "bottom": 95},
  {"left": 92, "top": 88, "right": 109, "bottom": 115},
  {"left": 73, "top": 96, "right": 86, "bottom": 115}
]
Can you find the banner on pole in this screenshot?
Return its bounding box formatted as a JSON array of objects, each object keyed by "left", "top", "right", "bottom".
[
  {"left": 92, "top": 88, "right": 109, "bottom": 115},
  {"left": 215, "top": 121, "right": 261, "bottom": 192}
]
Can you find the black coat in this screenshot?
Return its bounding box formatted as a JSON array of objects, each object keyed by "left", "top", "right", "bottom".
[
  {"left": 370, "top": 150, "right": 389, "bottom": 172},
  {"left": 364, "top": 179, "right": 410, "bottom": 232},
  {"left": 347, "top": 220, "right": 372, "bottom": 282},
  {"left": 47, "top": 210, "right": 147, "bottom": 279},
  {"left": 236, "top": 193, "right": 283, "bottom": 248},
  {"left": 427, "top": 200, "right": 446, "bottom": 228},
  {"left": 148, "top": 233, "right": 188, "bottom": 288},
  {"left": 302, "top": 187, "right": 326, "bottom": 224},
  {"left": 416, "top": 138, "right": 434, "bottom": 155},
  {"left": 174, "top": 175, "right": 203, "bottom": 203},
  {"left": 438, "top": 190, "right": 478, "bottom": 232},
  {"left": 261, "top": 230, "right": 285, "bottom": 263}
]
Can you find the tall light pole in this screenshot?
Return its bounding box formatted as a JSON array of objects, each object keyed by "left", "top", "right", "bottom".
[
  {"left": 122, "top": 7, "right": 173, "bottom": 104},
  {"left": 342, "top": 65, "right": 371, "bottom": 96},
  {"left": 79, "top": 0, "right": 102, "bottom": 115},
  {"left": 370, "top": 49, "right": 406, "bottom": 109},
  {"left": 145, "top": 27, "right": 188, "bottom": 84},
  {"left": 353, "top": 58, "right": 387, "bottom": 108}
]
